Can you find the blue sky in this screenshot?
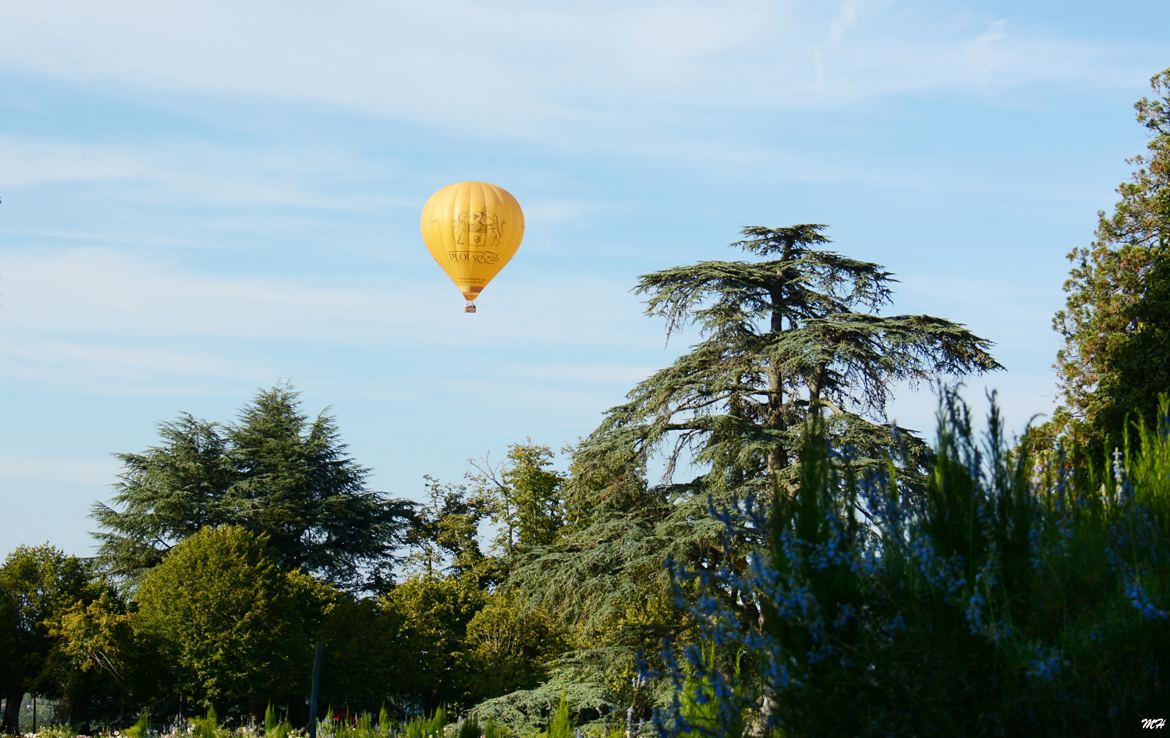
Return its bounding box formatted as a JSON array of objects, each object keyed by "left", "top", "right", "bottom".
[{"left": 2, "top": 1, "right": 1168, "bottom": 560}]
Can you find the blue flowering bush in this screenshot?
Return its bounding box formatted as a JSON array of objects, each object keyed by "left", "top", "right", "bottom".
[{"left": 652, "top": 388, "right": 1170, "bottom": 736}]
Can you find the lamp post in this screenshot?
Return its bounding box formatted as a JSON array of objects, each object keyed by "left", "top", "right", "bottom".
[
  {"left": 308, "top": 641, "right": 324, "bottom": 738},
  {"left": 24, "top": 694, "right": 37, "bottom": 734}
]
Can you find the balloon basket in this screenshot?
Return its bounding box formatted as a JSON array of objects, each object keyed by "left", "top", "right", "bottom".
[{"left": 464, "top": 303, "right": 477, "bottom": 314}]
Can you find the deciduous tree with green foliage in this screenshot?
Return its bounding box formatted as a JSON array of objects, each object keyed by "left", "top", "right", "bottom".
[
  {"left": 313, "top": 593, "right": 407, "bottom": 715},
  {"left": 464, "top": 589, "right": 569, "bottom": 703},
  {"left": 405, "top": 476, "right": 497, "bottom": 584},
  {"left": 380, "top": 574, "right": 487, "bottom": 712},
  {"left": 133, "top": 525, "right": 326, "bottom": 711},
  {"left": 50, "top": 590, "right": 158, "bottom": 727},
  {"left": 471, "top": 443, "right": 567, "bottom": 557},
  {"left": 1051, "top": 67, "right": 1170, "bottom": 460},
  {"left": 92, "top": 384, "right": 417, "bottom": 591},
  {"left": 0, "top": 545, "right": 101, "bottom": 733}
]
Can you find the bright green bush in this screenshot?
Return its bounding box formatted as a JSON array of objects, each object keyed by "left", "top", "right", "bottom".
[
  {"left": 264, "top": 703, "right": 289, "bottom": 738},
  {"left": 123, "top": 712, "right": 150, "bottom": 738},
  {"left": 403, "top": 707, "right": 446, "bottom": 738},
  {"left": 546, "top": 693, "right": 572, "bottom": 738},
  {"left": 192, "top": 705, "right": 223, "bottom": 738}
]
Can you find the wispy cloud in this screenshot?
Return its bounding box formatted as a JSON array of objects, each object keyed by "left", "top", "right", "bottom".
[
  {"left": 0, "top": 134, "right": 415, "bottom": 210},
  {"left": 0, "top": 248, "right": 664, "bottom": 393},
  {"left": 0, "top": 2, "right": 1160, "bottom": 149},
  {"left": 828, "top": 0, "right": 860, "bottom": 44},
  {"left": 0, "top": 337, "right": 268, "bottom": 395},
  {"left": 0, "top": 137, "right": 146, "bottom": 187}
]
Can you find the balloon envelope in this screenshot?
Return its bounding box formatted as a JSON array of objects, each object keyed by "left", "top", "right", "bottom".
[{"left": 420, "top": 181, "right": 524, "bottom": 304}]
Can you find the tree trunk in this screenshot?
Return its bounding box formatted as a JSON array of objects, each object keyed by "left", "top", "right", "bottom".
[
  {"left": 766, "top": 285, "right": 788, "bottom": 483},
  {"left": 1, "top": 689, "right": 24, "bottom": 735},
  {"left": 757, "top": 248, "right": 794, "bottom": 737},
  {"left": 69, "top": 676, "right": 93, "bottom": 736}
]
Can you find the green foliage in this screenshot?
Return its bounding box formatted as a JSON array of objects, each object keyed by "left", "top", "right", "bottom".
[
  {"left": 503, "top": 444, "right": 567, "bottom": 552},
  {"left": 464, "top": 589, "right": 569, "bottom": 703},
  {"left": 469, "top": 443, "right": 567, "bottom": 557},
  {"left": 133, "top": 525, "right": 324, "bottom": 708},
  {"left": 92, "top": 384, "right": 417, "bottom": 591},
  {"left": 263, "top": 703, "right": 291, "bottom": 738},
  {"left": 659, "top": 389, "right": 1170, "bottom": 736},
  {"left": 317, "top": 592, "right": 408, "bottom": 713},
  {"left": 1051, "top": 67, "right": 1170, "bottom": 459},
  {"left": 499, "top": 227, "right": 1001, "bottom": 731},
  {"left": 123, "top": 711, "right": 150, "bottom": 738},
  {"left": 454, "top": 715, "right": 508, "bottom": 738},
  {"left": 50, "top": 591, "right": 134, "bottom": 681},
  {"left": 0, "top": 545, "right": 101, "bottom": 733},
  {"left": 37, "top": 724, "right": 78, "bottom": 738},
  {"left": 381, "top": 575, "right": 486, "bottom": 711},
  {"left": 676, "top": 647, "right": 744, "bottom": 738},
  {"left": 406, "top": 476, "right": 498, "bottom": 584},
  {"left": 584, "top": 224, "right": 1000, "bottom": 499},
  {"left": 457, "top": 715, "right": 481, "bottom": 738},
  {"left": 403, "top": 706, "right": 446, "bottom": 738},
  {"left": 469, "top": 651, "right": 616, "bottom": 737},
  {"left": 48, "top": 587, "right": 174, "bottom": 729},
  {"left": 482, "top": 720, "right": 510, "bottom": 738},
  {"left": 192, "top": 705, "right": 223, "bottom": 738},
  {"left": 546, "top": 692, "right": 572, "bottom": 738}
]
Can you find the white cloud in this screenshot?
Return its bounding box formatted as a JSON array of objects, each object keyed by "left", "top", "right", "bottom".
[
  {"left": 0, "top": 249, "right": 423, "bottom": 343},
  {"left": 522, "top": 199, "right": 594, "bottom": 225},
  {"left": 0, "top": 337, "right": 266, "bottom": 395},
  {"left": 0, "top": 134, "right": 416, "bottom": 210},
  {"left": 0, "top": 2, "right": 1159, "bottom": 149},
  {"left": 507, "top": 361, "right": 659, "bottom": 385},
  {"left": 0, "top": 247, "right": 664, "bottom": 393},
  {"left": 828, "top": 0, "right": 860, "bottom": 44},
  {"left": 0, "top": 137, "right": 146, "bottom": 187}
]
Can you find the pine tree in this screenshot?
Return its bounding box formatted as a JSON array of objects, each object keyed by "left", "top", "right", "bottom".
[
  {"left": 506, "top": 226, "right": 1001, "bottom": 729},
  {"left": 580, "top": 224, "right": 1001, "bottom": 500},
  {"left": 92, "top": 384, "right": 417, "bottom": 590}
]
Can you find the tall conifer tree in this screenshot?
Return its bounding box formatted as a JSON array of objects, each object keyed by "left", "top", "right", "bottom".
[
  {"left": 580, "top": 224, "right": 1002, "bottom": 500},
  {"left": 507, "top": 227, "right": 1001, "bottom": 726},
  {"left": 92, "top": 385, "right": 416, "bottom": 591}
]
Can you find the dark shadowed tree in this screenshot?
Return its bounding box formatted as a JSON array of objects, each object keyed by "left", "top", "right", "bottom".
[
  {"left": 92, "top": 384, "right": 417, "bottom": 591},
  {"left": 380, "top": 574, "right": 487, "bottom": 712}
]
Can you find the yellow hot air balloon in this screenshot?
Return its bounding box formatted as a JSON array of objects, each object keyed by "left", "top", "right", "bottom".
[{"left": 420, "top": 181, "right": 524, "bottom": 313}]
